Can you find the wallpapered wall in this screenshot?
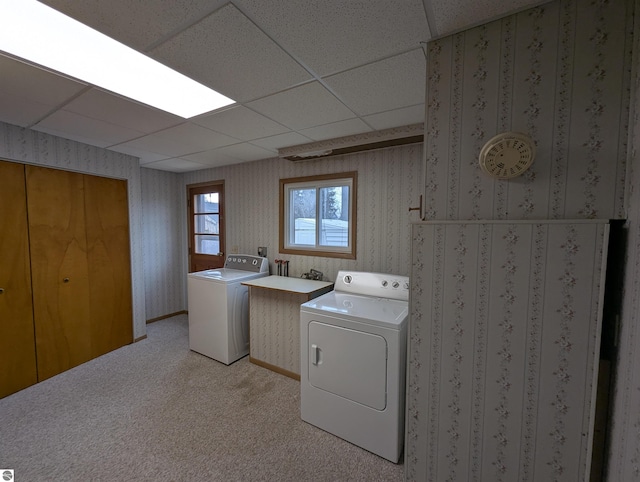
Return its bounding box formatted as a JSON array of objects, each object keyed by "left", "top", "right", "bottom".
[
  {"left": 140, "top": 168, "right": 184, "bottom": 320},
  {"left": 139, "top": 143, "right": 422, "bottom": 320},
  {"left": 182, "top": 144, "right": 422, "bottom": 278},
  {"left": 424, "top": 0, "right": 632, "bottom": 221},
  {"left": 0, "top": 121, "right": 147, "bottom": 340},
  {"left": 407, "top": 220, "right": 609, "bottom": 481},
  {"left": 420, "top": 0, "right": 638, "bottom": 479}
]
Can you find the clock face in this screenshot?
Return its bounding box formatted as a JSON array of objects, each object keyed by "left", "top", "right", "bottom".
[{"left": 479, "top": 133, "right": 535, "bottom": 179}]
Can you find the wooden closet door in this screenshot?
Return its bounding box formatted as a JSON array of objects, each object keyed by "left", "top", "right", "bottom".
[
  {"left": 0, "top": 161, "right": 37, "bottom": 398},
  {"left": 26, "top": 165, "right": 92, "bottom": 381},
  {"left": 83, "top": 174, "right": 133, "bottom": 357}
]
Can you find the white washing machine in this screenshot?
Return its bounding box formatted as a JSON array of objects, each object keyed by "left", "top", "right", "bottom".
[
  {"left": 188, "top": 254, "right": 269, "bottom": 365},
  {"left": 299, "top": 270, "right": 409, "bottom": 463}
]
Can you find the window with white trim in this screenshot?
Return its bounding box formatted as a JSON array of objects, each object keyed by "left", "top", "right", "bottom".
[{"left": 279, "top": 172, "right": 357, "bottom": 259}]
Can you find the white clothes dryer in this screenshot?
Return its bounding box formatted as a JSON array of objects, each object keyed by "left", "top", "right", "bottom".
[
  {"left": 299, "top": 271, "right": 409, "bottom": 463},
  {"left": 188, "top": 255, "right": 268, "bottom": 365}
]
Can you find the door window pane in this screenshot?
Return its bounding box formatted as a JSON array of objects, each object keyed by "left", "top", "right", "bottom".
[
  {"left": 195, "top": 235, "right": 220, "bottom": 255},
  {"left": 194, "top": 193, "right": 219, "bottom": 213},
  {"left": 194, "top": 214, "right": 219, "bottom": 235}
]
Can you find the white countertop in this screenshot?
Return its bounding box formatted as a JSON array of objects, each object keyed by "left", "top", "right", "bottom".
[{"left": 242, "top": 275, "right": 333, "bottom": 295}]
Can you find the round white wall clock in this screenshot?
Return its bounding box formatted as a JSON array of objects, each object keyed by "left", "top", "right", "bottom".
[{"left": 478, "top": 132, "right": 535, "bottom": 180}]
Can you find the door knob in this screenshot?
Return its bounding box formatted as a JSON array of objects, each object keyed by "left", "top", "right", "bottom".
[
  {"left": 63, "top": 278, "right": 70, "bottom": 283},
  {"left": 0, "top": 288, "right": 4, "bottom": 294}
]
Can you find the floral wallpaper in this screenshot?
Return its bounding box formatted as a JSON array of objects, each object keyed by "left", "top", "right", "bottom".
[
  {"left": 138, "top": 142, "right": 423, "bottom": 325},
  {"left": 180, "top": 143, "right": 423, "bottom": 288},
  {"left": 140, "top": 168, "right": 184, "bottom": 320},
  {"left": 423, "top": 0, "right": 631, "bottom": 222},
  {"left": 411, "top": 0, "right": 637, "bottom": 480},
  {"left": 407, "top": 220, "right": 608, "bottom": 481}
]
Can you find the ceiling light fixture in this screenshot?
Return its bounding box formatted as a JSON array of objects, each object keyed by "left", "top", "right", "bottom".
[{"left": 0, "top": 0, "right": 235, "bottom": 118}]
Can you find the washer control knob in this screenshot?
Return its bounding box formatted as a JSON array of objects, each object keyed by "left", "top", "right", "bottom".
[
  {"left": 252, "top": 259, "right": 258, "bottom": 265},
  {"left": 404, "top": 281, "right": 410, "bottom": 290},
  {"left": 392, "top": 281, "right": 400, "bottom": 288},
  {"left": 382, "top": 280, "right": 388, "bottom": 287},
  {"left": 343, "top": 275, "right": 352, "bottom": 284}
]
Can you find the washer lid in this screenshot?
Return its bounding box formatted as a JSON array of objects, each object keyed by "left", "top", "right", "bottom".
[
  {"left": 188, "top": 269, "right": 266, "bottom": 283},
  {"left": 301, "top": 291, "right": 408, "bottom": 329}
]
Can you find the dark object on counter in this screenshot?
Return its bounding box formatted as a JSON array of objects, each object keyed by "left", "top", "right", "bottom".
[{"left": 301, "top": 269, "right": 323, "bottom": 281}]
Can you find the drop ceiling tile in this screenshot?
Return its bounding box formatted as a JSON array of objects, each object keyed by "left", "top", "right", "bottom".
[
  {"left": 62, "top": 89, "right": 183, "bottom": 133},
  {"left": 363, "top": 104, "right": 426, "bottom": 130},
  {"left": 247, "top": 82, "right": 355, "bottom": 130},
  {"left": 0, "top": 55, "right": 87, "bottom": 126},
  {"left": 193, "top": 106, "right": 289, "bottom": 141},
  {"left": 108, "top": 144, "right": 169, "bottom": 165},
  {"left": 183, "top": 149, "right": 241, "bottom": 166},
  {"left": 118, "top": 123, "right": 239, "bottom": 157},
  {"left": 323, "top": 49, "right": 426, "bottom": 116},
  {"left": 0, "top": 92, "right": 56, "bottom": 128},
  {"left": 141, "top": 157, "right": 212, "bottom": 172},
  {"left": 214, "top": 142, "right": 277, "bottom": 162},
  {"left": 249, "top": 132, "right": 314, "bottom": 151},
  {"left": 150, "top": 3, "right": 312, "bottom": 103},
  {"left": 33, "top": 110, "right": 145, "bottom": 148},
  {"left": 40, "top": 0, "right": 223, "bottom": 51},
  {"left": 238, "top": 0, "right": 430, "bottom": 76},
  {"left": 300, "top": 118, "right": 373, "bottom": 142},
  {"left": 0, "top": 55, "right": 87, "bottom": 103}
]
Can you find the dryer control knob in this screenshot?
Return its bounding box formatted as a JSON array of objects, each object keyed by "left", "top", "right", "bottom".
[
  {"left": 382, "top": 280, "right": 388, "bottom": 287},
  {"left": 343, "top": 275, "right": 352, "bottom": 284},
  {"left": 392, "top": 281, "right": 400, "bottom": 288}
]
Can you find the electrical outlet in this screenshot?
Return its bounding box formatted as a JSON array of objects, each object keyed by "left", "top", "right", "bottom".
[{"left": 258, "top": 247, "right": 267, "bottom": 257}]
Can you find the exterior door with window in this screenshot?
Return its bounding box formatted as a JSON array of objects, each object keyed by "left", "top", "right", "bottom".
[{"left": 188, "top": 182, "right": 225, "bottom": 272}]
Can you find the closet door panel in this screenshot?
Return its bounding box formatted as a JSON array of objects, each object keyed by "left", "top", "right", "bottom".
[
  {"left": 0, "top": 161, "right": 37, "bottom": 398},
  {"left": 26, "top": 165, "right": 92, "bottom": 381},
  {"left": 84, "top": 174, "right": 133, "bottom": 356}
]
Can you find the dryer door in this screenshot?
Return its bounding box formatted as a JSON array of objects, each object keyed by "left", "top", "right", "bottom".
[{"left": 308, "top": 321, "right": 387, "bottom": 410}]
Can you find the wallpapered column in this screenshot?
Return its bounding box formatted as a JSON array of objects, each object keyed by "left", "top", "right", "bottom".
[
  {"left": 406, "top": 220, "right": 609, "bottom": 481},
  {"left": 423, "top": 0, "right": 632, "bottom": 221},
  {"left": 417, "top": 0, "right": 637, "bottom": 479}
]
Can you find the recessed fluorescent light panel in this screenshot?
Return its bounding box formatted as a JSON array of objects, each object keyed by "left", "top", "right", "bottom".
[{"left": 0, "top": 0, "right": 235, "bottom": 118}]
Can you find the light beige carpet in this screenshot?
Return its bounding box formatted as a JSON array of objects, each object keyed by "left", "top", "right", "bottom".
[{"left": 0, "top": 315, "right": 404, "bottom": 481}]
